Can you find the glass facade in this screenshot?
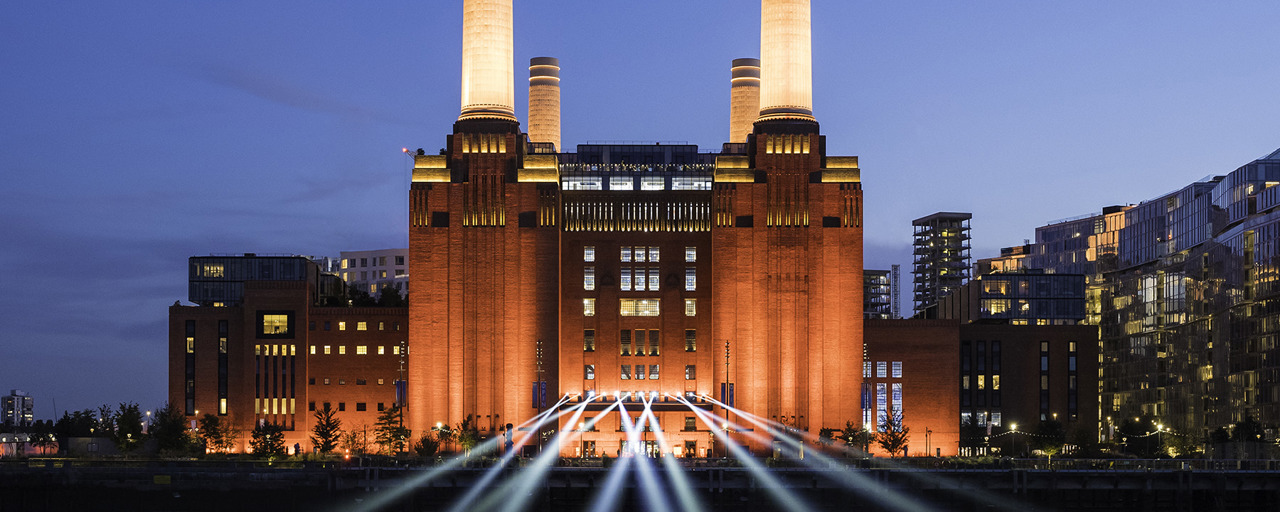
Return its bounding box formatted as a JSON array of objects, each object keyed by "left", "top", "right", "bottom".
[{"left": 1017, "top": 149, "right": 1280, "bottom": 437}]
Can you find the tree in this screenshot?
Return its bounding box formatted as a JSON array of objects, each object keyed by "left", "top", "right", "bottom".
[
  {"left": 310, "top": 403, "right": 343, "bottom": 454},
  {"left": 112, "top": 402, "right": 145, "bottom": 453},
  {"left": 342, "top": 425, "right": 370, "bottom": 455},
  {"left": 53, "top": 409, "right": 97, "bottom": 453},
  {"left": 413, "top": 431, "right": 440, "bottom": 457},
  {"left": 250, "top": 422, "right": 287, "bottom": 459},
  {"left": 1033, "top": 420, "right": 1066, "bottom": 461},
  {"left": 841, "top": 420, "right": 873, "bottom": 455},
  {"left": 29, "top": 421, "right": 57, "bottom": 455},
  {"left": 151, "top": 403, "right": 195, "bottom": 455},
  {"left": 374, "top": 404, "right": 411, "bottom": 454},
  {"left": 1231, "top": 416, "right": 1266, "bottom": 442},
  {"left": 456, "top": 415, "right": 480, "bottom": 456},
  {"left": 877, "top": 411, "right": 910, "bottom": 458},
  {"left": 378, "top": 286, "right": 407, "bottom": 307},
  {"left": 348, "top": 287, "right": 377, "bottom": 307},
  {"left": 817, "top": 428, "right": 836, "bottom": 447},
  {"left": 435, "top": 424, "right": 456, "bottom": 454},
  {"left": 198, "top": 414, "right": 237, "bottom": 454}
]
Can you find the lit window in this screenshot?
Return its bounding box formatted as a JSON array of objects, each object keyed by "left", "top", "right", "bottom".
[
  {"left": 649, "top": 365, "right": 659, "bottom": 379},
  {"left": 339, "top": 346, "right": 346, "bottom": 355},
  {"left": 323, "top": 346, "right": 331, "bottom": 355},
  {"left": 393, "top": 346, "right": 401, "bottom": 355},
  {"left": 324, "top": 378, "right": 330, "bottom": 385},
  {"left": 621, "top": 330, "right": 632, "bottom": 356},
  {"left": 992, "top": 375, "right": 1001, "bottom": 390},
  {"left": 891, "top": 361, "right": 902, "bottom": 379},
  {"left": 584, "top": 266, "right": 595, "bottom": 291},
  {"left": 186, "top": 337, "right": 194, "bottom": 354},
  {"left": 863, "top": 361, "right": 872, "bottom": 378},
  {"left": 641, "top": 176, "right": 664, "bottom": 191},
  {"left": 583, "top": 298, "right": 596, "bottom": 316},
  {"left": 584, "top": 246, "right": 595, "bottom": 262},
  {"left": 583, "top": 330, "right": 595, "bottom": 352},
  {"left": 338, "top": 322, "right": 346, "bottom": 331},
  {"left": 877, "top": 361, "right": 887, "bottom": 378},
  {"left": 620, "top": 298, "right": 660, "bottom": 316},
  {"left": 636, "top": 365, "right": 647, "bottom": 380},
  {"left": 262, "top": 314, "right": 290, "bottom": 335},
  {"left": 584, "top": 365, "right": 595, "bottom": 380},
  {"left": 610, "top": 176, "right": 634, "bottom": 190},
  {"left": 620, "top": 267, "right": 632, "bottom": 291},
  {"left": 357, "top": 322, "right": 367, "bottom": 331},
  {"left": 378, "top": 346, "right": 385, "bottom": 355},
  {"left": 621, "top": 246, "right": 632, "bottom": 263},
  {"left": 310, "top": 345, "right": 316, "bottom": 355},
  {"left": 379, "top": 322, "right": 385, "bottom": 331},
  {"left": 685, "top": 267, "right": 696, "bottom": 291},
  {"left": 685, "top": 247, "right": 696, "bottom": 262},
  {"left": 685, "top": 330, "right": 696, "bottom": 352},
  {"left": 203, "top": 264, "right": 225, "bottom": 278},
  {"left": 621, "top": 365, "right": 631, "bottom": 380},
  {"left": 219, "top": 399, "right": 227, "bottom": 415},
  {"left": 648, "top": 247, "right": 660, "bottom": 262},
  {"left": 978, "top": 375, "right": 986, "bottom": 390},
  {"left": 647, "top": 267, "right": 660, "bottom": 291},
  {"left": 342, "top": 259, "right": 350, "bottom": 269},
  {"left": 685, "top": 365, "right": 696, "bottom": 380},
  {"left": 684, "top": 299, "right": 696, "bottom": 317},
  {"left": 378, "top": 379, "right": 384, "bottom": 385},
  {"left": 356, "top": 346, "right": 368, "bottom": 355}
]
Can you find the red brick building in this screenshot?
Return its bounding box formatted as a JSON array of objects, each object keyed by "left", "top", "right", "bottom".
[
  {"left": 169, "top": 256, "right": 405, "bottom": 452},
  {"left": 405, "top": 0, "right": 865, "bottom": 456},
  {"left": 863, "top": 319, "right": 961, "bottom": 456}
]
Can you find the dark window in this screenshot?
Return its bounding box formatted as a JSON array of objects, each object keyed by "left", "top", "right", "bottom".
[
  {"left": 432, "top": 211, "right": 450, "bottom": 227},
  {"left": 308, "top": 402, "right": 316, "bottom": 411},
  {"left": 338, "top": 402, "right": 346, "bottom": 411},
  {"left": 356, "top": 379, "right": 367, "bottom": 385},
  {"left": 518, "top": 211, "right": 536, "bottom": 227},
  {"left": 377, "top": 403, "right": 385, "bottom": 411},
  {"left": 584, "top": 329, "right": 595, "bottom": 352},
  {"left": 685, "top": 330, "right": 696, "bottom": 352},
  {"left": 822, "top": 216, "right": 840, "bottom": 227},
  {"left": 308, "top": 378, "right": 315, "bottom": 385},
  {"left": 685, "top": 416, "right": 696, "bottom": 431},
  {"left": 324, "top": 321, "right": 331, "bottom": 331},
  {"left": 685, "top": 365, "right": 696, "bottom": 380},
  {"left": 735, "top": 215, "right": 754, "bottom": 227},
  {"left": 309, "top": 321, "right": 316, "bottom": 331},
  {"left": 356, "top": 403, "right": 366, "bottom": 412}
]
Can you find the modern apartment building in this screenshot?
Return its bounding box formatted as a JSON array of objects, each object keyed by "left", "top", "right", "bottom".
[{"left": 913, "top": 212, "right": 972, "bottom": 318}]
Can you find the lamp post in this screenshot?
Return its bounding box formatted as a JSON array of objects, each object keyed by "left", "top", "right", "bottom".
[
  {"left": 925, "top": 428, "right": 932, "bottom": 458},
  {"left": 1010, "top": 423, "right": 1019, "bottom": 457}
]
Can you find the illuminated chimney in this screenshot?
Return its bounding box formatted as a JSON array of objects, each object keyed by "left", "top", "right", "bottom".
[
  {"left": 459, "top": 0, "right": 516, "bottom": 122},
  {"left": 528, "top": 57, "right": 561, "bottom": 151},
  {"left": 730, "top": 58, "right": 761, "bottom": 143},
  {"left": 758, "top": 0, "right": 814, "bottom": 122}
]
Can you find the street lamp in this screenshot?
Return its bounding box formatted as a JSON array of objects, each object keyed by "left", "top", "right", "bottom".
[{"left": 1010, "top": 423, "right": 1020, "bottom": 457}]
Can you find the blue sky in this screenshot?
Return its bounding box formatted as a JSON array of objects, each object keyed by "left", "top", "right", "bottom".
[{"left": 2, "top": 1, "right": 1278, "bottom": 416}]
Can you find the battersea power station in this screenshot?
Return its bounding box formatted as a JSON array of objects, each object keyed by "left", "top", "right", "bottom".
[{"left": 172, "top": 0, "right": 968, "bottom": 457}]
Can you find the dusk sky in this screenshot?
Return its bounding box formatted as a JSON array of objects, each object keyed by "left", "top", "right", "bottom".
[{"left": 3, "top": 1, "right": 1279, "bottom": 418}]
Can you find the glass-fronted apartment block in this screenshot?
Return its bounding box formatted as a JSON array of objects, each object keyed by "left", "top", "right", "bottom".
[
  {"left": 940, "top": 271, "right": 1086, "bottom": 325},
  {"left": 913, "top": 212, "right": 972, "bottom": 318},
  {"left": 1011, "top": 148, "right": 1280, "bottom": 438}
]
